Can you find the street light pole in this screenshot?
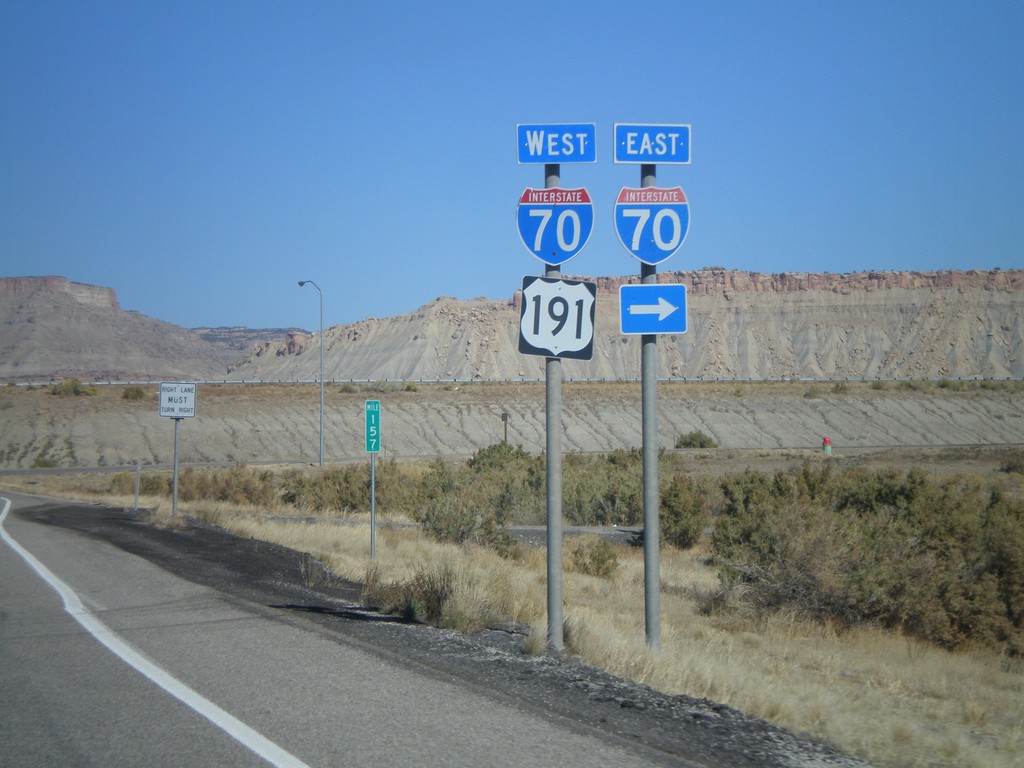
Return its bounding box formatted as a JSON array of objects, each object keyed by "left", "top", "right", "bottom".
[{"left": 298, "top": 280, "right": 324, "bottom": 466}]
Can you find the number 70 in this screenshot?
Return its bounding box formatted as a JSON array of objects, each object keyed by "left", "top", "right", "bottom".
[
  {"left": 529, "top": 208, "right": 582, "bottom": 252},
  {"left": 620, "top": 207, "right": 683, "bottom": 251}
]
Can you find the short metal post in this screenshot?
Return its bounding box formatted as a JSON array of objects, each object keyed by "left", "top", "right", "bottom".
[
  {"left": 370, "top": 453, "right": 376, "bottom": 560},
  {"left": 134, "top": 462, "right": 141, "bottom": 512},
  {"left": 172, "top": 418, "right": 181, "bottom": 518}
]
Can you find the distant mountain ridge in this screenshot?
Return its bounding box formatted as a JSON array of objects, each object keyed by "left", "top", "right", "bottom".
[
  {"left": 0, "top": 276, "right": 295, "bottom": 382},
  {"left": 0, "top": 269, "right": 1020, "bottom": 382},
  {"left": 192, "top": 326, "right": 309, "bottom": 350},
  {"left": 235, "top": 267, "right": 1023, "bottom": 382},
  {"left": 0, "top": 275, "right": 120, "bottom": 309}
]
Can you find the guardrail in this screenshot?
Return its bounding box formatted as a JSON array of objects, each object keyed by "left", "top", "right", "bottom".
[{"left": 10, "top": 375, "right": 1024, "bottom": 388}]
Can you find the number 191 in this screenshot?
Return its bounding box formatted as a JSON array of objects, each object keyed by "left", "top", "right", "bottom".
[{"left": 530, "top": 294, "right": 585, "bottom": 339}]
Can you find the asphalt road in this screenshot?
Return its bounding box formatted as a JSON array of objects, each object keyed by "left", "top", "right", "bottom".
[
  {"left": 1, "top": 491, "right": 872, "bottom": 768},
  {"left": 0, "top": 491, "right": 685, "bottom": 768}
]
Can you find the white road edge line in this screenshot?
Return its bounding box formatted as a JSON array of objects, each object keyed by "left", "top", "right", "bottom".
[{"left": 0, "top": 497, "right": 312, "bottom": 768}]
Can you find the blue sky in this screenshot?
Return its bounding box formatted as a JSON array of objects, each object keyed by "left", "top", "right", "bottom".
[{"left": 2, "top": 1, "right": 1021, "bottom": 330}]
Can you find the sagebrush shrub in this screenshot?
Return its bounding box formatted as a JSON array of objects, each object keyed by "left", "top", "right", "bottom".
[
  {"left": 416, "top": 496, "right": 520, "bottom": 558},
  {"left": 1000, "top": 451, "right": 1024, "bottom": 475},
  {"left": 568, "top": 536, "right": 619, "bottom": 578},
  {"left": 121, "top": 386, "right": 146, "bottom": 400},
  {"left": 661, "top": 474, "right": 707, "bottom": 549},
  {"left": 50, "top": 379, "right": 95, "bottom": 396},
  {"left": 178, "top": 464, "right": 277, "bottom": 506},
  {"left": 419, "top": 497, "right": 482, "bottom": 544},
  {"left": 675, "top": 430, "right": 717, "bottom": 449},
  {"left": 710, "top": 465, "right": 1024, "bottom": 654},
  {"left": 364, "top": 562, "right": 458, "bottom": 625}
]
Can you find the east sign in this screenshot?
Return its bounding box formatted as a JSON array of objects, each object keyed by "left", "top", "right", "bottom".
[{"left": 613, "top": 123, "right": 691, "bottom": 164}]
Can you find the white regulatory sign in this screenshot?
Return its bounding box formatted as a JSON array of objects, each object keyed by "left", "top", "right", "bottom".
[
  {"left": 518, "top": 276, "right": 596, "bottom": 360},
  {"left": 159, "top": 382, "right": 197, "bottom": 419}
]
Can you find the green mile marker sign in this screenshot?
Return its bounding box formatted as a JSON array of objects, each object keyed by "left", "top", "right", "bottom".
[{"left": 365, "top": 400, "right": 381, "bottom": 453}]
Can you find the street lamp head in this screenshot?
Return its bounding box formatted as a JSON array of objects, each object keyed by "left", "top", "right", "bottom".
[{"left": 298, "top": 280, "right": 306, "bottom": 287}]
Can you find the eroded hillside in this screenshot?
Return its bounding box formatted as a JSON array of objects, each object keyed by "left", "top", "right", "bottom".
[
  {"left": 234, "top": 268, "right": 1023, "bottom": 382},
  {"left": 2, "top": 269, "right": 1020, "bottom": 383}
]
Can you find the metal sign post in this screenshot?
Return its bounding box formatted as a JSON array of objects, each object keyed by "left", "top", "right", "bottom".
[
  {"left": 544, "top": 163, "right": 564, "bottom": 654},
  {"left": 365, "top": 400, "right": 381, "bottom": 559},
  {"left": 640, "top": 206, "right": 661, "bottom": 650},
  {"left": 172, "top": 418, "right": 181, "bottom": 518},
  {"left": 134, "top": 462, "right": 141, "bottom": 512},
  {"left": 614, "top": 123, "right": 692, "bottom": 651},
  {"left": 517, "top": 123, "right": 595, "bottom": 652},
  {"left": 159, "top": 382, "right": 197, "bottom": 518}
]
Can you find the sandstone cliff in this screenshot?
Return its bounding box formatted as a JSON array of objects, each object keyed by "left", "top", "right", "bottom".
[
  {"left": 0, "top": 276, "right": 120, "bottom": 309},
  {"left": 0, "top": 277, "right": 245, "bottom": 381},
  {"left": 1, "top": 269, "right": 1020, "bottom": 382},
  {"left": 234, "top": 268, "right": 1022, "bottom": 382}
]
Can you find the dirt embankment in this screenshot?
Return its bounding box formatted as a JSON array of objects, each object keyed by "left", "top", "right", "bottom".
[{"left": 1, "top": 381, "right": 1021, "bottom": 472}]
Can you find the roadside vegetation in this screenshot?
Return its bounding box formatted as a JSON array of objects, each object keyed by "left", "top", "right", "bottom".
[
  {"left": 49, "top": 378, "right": 96, "bottom": 396},
  {"left": 7, "top": 444, "right": 1024, "bottom": 767},
  {"left": 101, "top": 447, "right": 1024, "bottom": 657},
  {"left": 674, "top": 429, "right": 717, "bottom": 448}
]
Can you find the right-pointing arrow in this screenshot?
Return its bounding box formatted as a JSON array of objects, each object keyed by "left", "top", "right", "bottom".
[
  {"left": 627, "top": 296, "right": 678, "bottom": 321},
  {"left": 619, "top": 283, "right": 687, "bottom": 336}
]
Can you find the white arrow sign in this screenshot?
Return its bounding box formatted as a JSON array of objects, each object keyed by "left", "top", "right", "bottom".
[
  {"left": 627, "top": 296, "right": 678, "bottom": 321},
  {"left": 619, "top": 284, "right": 688, "bottom": 335}
]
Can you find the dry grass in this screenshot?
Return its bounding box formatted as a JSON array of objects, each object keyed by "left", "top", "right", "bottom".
[
  {"left": 5, "top": 478, "right": 1023, "bottom": 768},
  {"left": 565, "top": 557, "right": 1024, "bottom": 767},
  {"left": 171, "top": 498, "right": 1024, "bottom": 768}
]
